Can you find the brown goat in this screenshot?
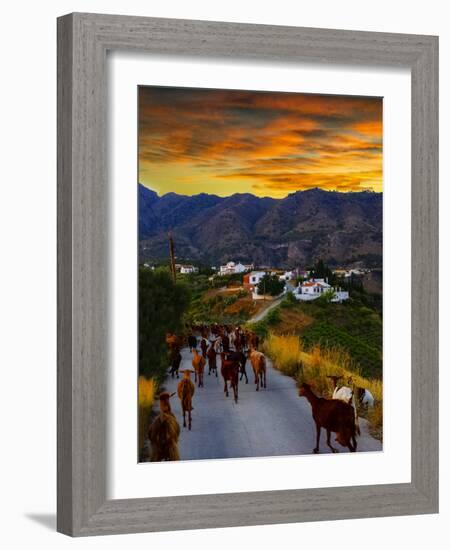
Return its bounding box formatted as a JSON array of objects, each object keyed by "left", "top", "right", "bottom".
[
  {"left": 247, "top": 349, "right": 267, "bottom": 391},
  {"left": 221, "top": 333, "right": 230, "bottom": 352},
  {"left": 220, "top": 352, "right": 239, "bottom": 403},
  {"left": 148, "top": 392, "right": 180, "bottom": 461},
  {"left": 299, "top": 383, "right": 357, "bottom": 453},
  {"left": 234, "top": 347, "right": 249, "bottom": 383},
  {"left": 177, "top": 370, "right": 196, "bottom": 430},
  {"left": 169, "top": 347, "right": 182, "bottom": 379},
  {"left": 327, "top": 375, "right": 361, "bottom": 436},
  {"left": 200, "top": 338, "right": 208, "bottom": 358},
  {"left": 206, "top": 345, "right": 218, "bottom": 377},
  {"left": 247, "top": 332, "right": 259, "bottom": 350},
  {"left": 165, "top": 333, "right": 183, "bottom": 350},
  {"left": 192, "top": 349, "right": 206, "bottom": 387}
]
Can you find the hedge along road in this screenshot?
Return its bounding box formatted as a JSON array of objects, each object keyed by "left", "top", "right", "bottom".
[{"left": 162, "top": 346, "right": 382, "bottom": 461}]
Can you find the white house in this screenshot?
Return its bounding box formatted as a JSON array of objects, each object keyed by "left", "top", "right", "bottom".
[
  {"left": 330, "top": 290, "right": 350, "bottom": 303},
  {"left": 219, "top": 261, "right": 253, "bottom": 275},
  {"left": 293, "top": 278, "right": 349, "bottom": 303},
  {"left": 179, "top": 265, "right": 198, "bottom": 274},
  {"left": 244, "top": 270, "right": 267, "bottom": 289},
  {"left": 279, "top": 270, "right": 295, "bottom": 281}
]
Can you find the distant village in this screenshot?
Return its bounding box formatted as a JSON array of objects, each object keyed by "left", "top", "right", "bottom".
[{"left": 142, "top": 259, "right": 374, "bottom": 304}]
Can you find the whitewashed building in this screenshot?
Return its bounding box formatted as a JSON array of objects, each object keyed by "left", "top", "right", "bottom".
[
  {"left": 279, "top": 270, "right": 295, "bottom": 281},
  {"left": 219, "top": 261, "right": 253, "bottom": 275},
  {"left": 179, "top": 265, "right": 199, "bottom": 274},
  {"left": 293, "top": 278, "right": 349, "bottom": 303},
  {"left": 244, "top": 270, "right": 267, "bottom": 289}
]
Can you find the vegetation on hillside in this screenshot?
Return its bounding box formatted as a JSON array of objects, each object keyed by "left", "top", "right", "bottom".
[
  {"left": 180, "top": 271, "right": 276, "bottom": 324},
  {"left": 251, "top": 291, "right": 382, "bottom": 379},
  {"left": 187, "top": 286, "right": 257, "bottom": 325}
]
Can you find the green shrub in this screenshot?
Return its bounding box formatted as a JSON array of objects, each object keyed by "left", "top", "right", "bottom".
[
  {"left": 257, "top": 274, "right": 285, "bottom": 296},
  {"left": 139, "top": 268, "right": 190, "bottom": 380},
  {"left": 280, "top": 291, "right": 297, "bottom": 308}
]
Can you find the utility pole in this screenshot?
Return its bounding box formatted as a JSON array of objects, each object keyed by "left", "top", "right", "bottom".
[{"left": 168, "top": 232, "right": 176, "bottom": 283}]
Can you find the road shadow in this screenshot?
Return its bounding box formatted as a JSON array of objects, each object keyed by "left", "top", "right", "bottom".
[{"left": 25, "top": 513, "right": 56, "bottom": 531}]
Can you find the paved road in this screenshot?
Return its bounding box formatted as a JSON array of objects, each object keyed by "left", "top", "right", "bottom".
[
  {"left": 163, "top": 346, "right": 382, "bottom": 461},
  {"left": 249, "top": 296, "right": 284, "bottom": 322},
  {"left": 248, "top": 281, "right": 296, "bottom": 323}
]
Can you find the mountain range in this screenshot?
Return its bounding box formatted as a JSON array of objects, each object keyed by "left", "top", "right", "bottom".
[{"left": 139, "top": 183, "right": 382, "bottom": 268}]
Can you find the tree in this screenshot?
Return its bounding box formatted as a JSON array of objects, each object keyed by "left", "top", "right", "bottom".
[
  {"left": 310, "top": 259, "right": 336, "bottom": 285},
  {"left": 257, "top": 274, "right": 285, "bottom": 297},
  {"left": 314, "top": 259, "right": 327, "bottom": 278},
  {"left": 316, "top": 288, "right": 336, "bottom": 305},
  {"left": 139, "top": 267, "right": 190, "bottom": 379}
]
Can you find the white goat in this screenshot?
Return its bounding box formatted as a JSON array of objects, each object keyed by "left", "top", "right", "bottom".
[
  {"left": 346, "top": 377, "right": 375, "bottom": 409},
  {"left": 229, "top": 331, "right": 236, "bottom": 349},
  {"left": 213, "top": 336, "right": 222, "bottom": 353},
  {"left": 354, "top": 386, "right": 375, "bottom": 408},
  {"left": 332, "top": 385, "right": 354, "bottom": 402}
]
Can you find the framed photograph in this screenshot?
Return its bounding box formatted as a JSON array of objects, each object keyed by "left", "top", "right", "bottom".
[
  {"left": 136, "top": 86, "right": 383, "bottom": 461},
  {"left": 57, "top": 13, "right": 438, "bottom": 536}
]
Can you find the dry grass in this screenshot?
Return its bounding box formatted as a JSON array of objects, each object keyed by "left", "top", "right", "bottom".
[
  {"left": 224, "top": 296, "right": 259, "bottom": 317},
  {"left": 272, "top": 309, "right": 315, "bottom": 335},
  {"left": 263, "top": 333, "right": 303, "bottom": 377},
  {"left": 138, "top": 376, "right": 156, "bottom": 456},
  {"left": 264, "top": 333, "right": 383, "bottom": 439},
  {"left": 367, "top": 402, "right": 383, "bottom": 440}
]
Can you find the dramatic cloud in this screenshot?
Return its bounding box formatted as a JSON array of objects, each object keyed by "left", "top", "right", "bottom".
[{"left": 139, "top": 86, "right": 382, "bottom": 197}]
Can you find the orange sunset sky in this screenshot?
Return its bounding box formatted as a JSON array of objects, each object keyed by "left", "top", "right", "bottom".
[{"left": 138, "top": 86, "right": 382, "bottom": 198}]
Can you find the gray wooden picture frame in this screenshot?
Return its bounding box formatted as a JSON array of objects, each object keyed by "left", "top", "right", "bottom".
[{"left": 57, "top": 12, "right": 438, "bottom": 537}]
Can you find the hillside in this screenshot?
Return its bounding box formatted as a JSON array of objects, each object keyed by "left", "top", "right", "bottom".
[
  {"left": 139, "top": 184, "right": 382, "bottom": 268},
  {"left": 251, "top": 296, "right": 382, "bottom": 379}
]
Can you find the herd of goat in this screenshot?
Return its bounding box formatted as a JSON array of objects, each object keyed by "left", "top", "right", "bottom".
[{"left": 148, "top": 324, "right": 375, "bottom": 461}]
